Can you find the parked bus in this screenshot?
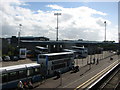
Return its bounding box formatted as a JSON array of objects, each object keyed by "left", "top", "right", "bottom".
[
  {"left": 37, "top": 52, "right": 74, "bottom": 77},
  {"left": 19, "top": 48, "right": 27, "bottom": 59},
  {"left": 35, "top": 46, "right": 48, "bottom": 54},
  {"left": 0, "top": 63, "right": 41, "bottom": 90},
  {"left": 26, "top": 50, "right": 35, "bottom": 58},
  {"left": 72, "top": 46, "right": 88, "bottom": 58}
]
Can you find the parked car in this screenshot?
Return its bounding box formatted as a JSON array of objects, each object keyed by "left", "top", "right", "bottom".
[
  {"left": 10, "top": 56, "right": 19, "bottom": 61},
  {"left": 3, "top": 56, "right": 11, "bottom": 61}
]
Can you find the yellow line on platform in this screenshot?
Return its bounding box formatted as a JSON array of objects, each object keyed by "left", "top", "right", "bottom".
[{"left": 75, "top": 60, "right": 118, "bottom": 90}]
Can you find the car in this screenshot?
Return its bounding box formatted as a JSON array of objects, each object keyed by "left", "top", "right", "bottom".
[
  {"left": 3, "top": 56, "right": 11, "bottom": 61},
  {"left": 113, "top": 51, "right": 116, "bottom": 54},
  {"left": 10, "top": 56, "right": 19, "bottom": 61}
]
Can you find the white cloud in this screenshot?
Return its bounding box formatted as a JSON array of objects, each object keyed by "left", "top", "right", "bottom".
[
  {"left": 0, "top": 0, "right": 118, "bottom": 42},
  {"left": 47, "top": 5, "right": 63, "bottom": 10}
]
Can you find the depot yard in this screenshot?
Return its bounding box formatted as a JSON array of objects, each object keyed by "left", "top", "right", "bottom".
[
  {"left": 1, "top": 58, "right": 36, "bottom": 67},
  {"left": 0, "top": 51, "right": 119, "bottom": 89},
  {"left": 1, "top": 51, "right": 116, "bottom": 67}
]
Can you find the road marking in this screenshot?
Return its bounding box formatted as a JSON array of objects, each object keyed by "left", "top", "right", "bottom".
[
  {"left": 75, "top": 60, "right": 119, "bottom": 90},
  {"left": 63, "top": 67, "right": 101, "bottom": 88}
]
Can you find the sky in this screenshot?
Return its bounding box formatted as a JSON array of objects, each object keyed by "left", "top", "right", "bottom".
[{"left": 0, "top": 0, "right": 119, "bottom": 42}]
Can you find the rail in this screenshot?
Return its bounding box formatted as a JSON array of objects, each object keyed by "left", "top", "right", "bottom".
[
  {"left": 74, "top": 59, "right": 120, "bottom": 90},
  {"left": 98, "top": 67, "right": 120, "bottom": 90}
]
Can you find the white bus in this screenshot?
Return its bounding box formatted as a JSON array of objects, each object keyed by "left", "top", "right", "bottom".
[
  {"left": 0, "top": 63, "right": 41, "bottom": 89},
  {"left": 72, "top": 46, "right": 88, "bottom": 58},
  {"left": 35, "top": 46, "right": 48, "bottom": 54},
  {"left": 37, "top": 52, "right": 74, "bottom": 76},
  {"left": 19, "top": 48, "right": 27, "bottom": 59}
]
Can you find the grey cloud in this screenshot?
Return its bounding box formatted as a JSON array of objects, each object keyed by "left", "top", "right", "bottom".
[
  {"left": 96, "top": 19, "right": 105, "bottom": 27},
  {"left": 60, "top": 13, "right": 73, "bottom": 22},
  {"left": 2, "top": 25, "right": 18, "bottom": 37}
]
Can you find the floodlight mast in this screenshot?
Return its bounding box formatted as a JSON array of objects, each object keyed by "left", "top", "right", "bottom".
[
  {"left": 104, "top": 21, "right": 106, "bottom": 41},
  {"left": 54, "top": 13, "right": 61, "bottom": 41},
  {"left": 18, "top": 24, "right": 22, "bottom": 48}
]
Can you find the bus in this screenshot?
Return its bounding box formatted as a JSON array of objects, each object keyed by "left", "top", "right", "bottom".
[
  {"left": 37, "top": 52, "right": 75, "bottom": 77},
  {"left": 72, "top": 46, "right": 88, "bottom": 58},
  {"left": 19, "top": 48, "right": 27, "bottom": 59},
  {"left": 26, "top": 50, "right": 35, "bottom": 58},
  {"left": 0, "top": 63, "right": 41, "bottom": 90},
  {"left": 35, "top": 46, "right": 48, "bottom": 54}
]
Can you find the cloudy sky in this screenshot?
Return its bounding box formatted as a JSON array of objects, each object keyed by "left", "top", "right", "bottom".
[{"left": 0, "top": 0, "right": 118, "bottom": 42}]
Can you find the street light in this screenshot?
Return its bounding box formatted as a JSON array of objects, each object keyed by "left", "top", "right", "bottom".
[
  {"left": 54, "top": 13, "right": 61, "bottom": 41},
  {"left": 104, "top": 21, "right": 106, "bottom": 41},
  {"left": 18, "top": 24, "right": 22, "bottom": 48}
]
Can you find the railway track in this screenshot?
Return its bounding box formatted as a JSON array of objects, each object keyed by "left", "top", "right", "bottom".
[
  {"left": 98, "top": 67, "right": 120, "bottom": 90},
  {"left": 74, "top": 60, "right": 120, "bottom": 90}
]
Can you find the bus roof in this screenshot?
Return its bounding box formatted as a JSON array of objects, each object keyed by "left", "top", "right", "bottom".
[
  {"left": 36, "top": 46, "right": 48, "bottom": 50},
  {"left": 63, "top": 49, "right": 76, "bottom": 53},
  {"left": 39, "top": 52, "right": 74, "bottom": 56},
  {"left": 0, "top": 63, "right": 40, "bottom": 73},
  {"left": 72, "top": 46, "right": 85, "bottom": 49}
]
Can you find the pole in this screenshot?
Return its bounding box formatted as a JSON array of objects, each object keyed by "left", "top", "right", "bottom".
[
  {"left": 60, "top": 72, "right": 62, "bottom": 86},
  {"left": 57, "top": 15, "right": 58, "bottom": 41},
  {"left": 82, "top": 58, "right": 83, "bottom": 66},
  {"left": 54, "top": 13, "right": 61, "bottom": 41},
  {"left": 102, "top": 51, "right": 104, "bottom": 59},
  {"left": 18, "top": 24, "right": 22, "bottom": 48},
  {"left": 89, "top": 55, "right": 91, "bottom": 70},
  {"left": 104, "top": 21, "right": 106, "bottom": 41},
  {"left": 18, "top": 32, "right": 20, "bottom": 48}
]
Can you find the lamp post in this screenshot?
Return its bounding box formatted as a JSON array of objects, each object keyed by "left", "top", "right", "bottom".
[
  {"left": 18, "top": 24, "right": 22, "bottom": 48},
  {"left": 54, "top": 13, "right": 61, "bottom": 41},
  {"left": 104, "top": 21, "right": 106, "bottom": 41}
]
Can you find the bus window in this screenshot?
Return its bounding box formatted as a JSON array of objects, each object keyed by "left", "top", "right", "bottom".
[
  {"left": 48, "top": 56, "right": 53, "bottom": 61},
  {"left": 39, "top": 55, "right": 46, "bottom": 59},
  {"left": 2, "top": 73, "right": 8, "bottom": 83},
  {"left": 18, "top": 70, "right": 26, "bottom": 79},
  {"left": 8, "top": 72, "right": 18, "bottom": 81},
  {"left": 67, "top": 61, "right": 70, "bottom": 66},
  {"left": 53, "top": 63, "right": 66, "bottom": 70},
  {"left": 27, "top": 69, "right": 34, "bottom": 76},
  {"left": 21, "top": 50, "right": 25, "bottom": 55}
]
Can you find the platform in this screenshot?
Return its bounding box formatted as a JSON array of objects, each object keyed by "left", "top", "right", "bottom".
[{"left": 34, "top": 52, "right": 119, "bottom": 88}]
